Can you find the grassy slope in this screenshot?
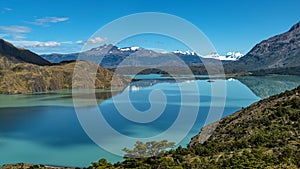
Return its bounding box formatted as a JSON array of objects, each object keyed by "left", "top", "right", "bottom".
[
  {"left": 0, "top": 55, "right": 129, "bottom": 94},
  {"left": 187, "top": 86, "right": 300, "bottom": 168}
]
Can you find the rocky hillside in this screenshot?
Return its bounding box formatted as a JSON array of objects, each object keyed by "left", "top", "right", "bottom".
[
  {"left": 0, "top": 40, "right": 129, "bottom": 94},
  {"left": 187, "top": 86, "right": 300, "bottom": 168},
  {"left": 226, "top": 21, "right": 300, "bottom": 73}
]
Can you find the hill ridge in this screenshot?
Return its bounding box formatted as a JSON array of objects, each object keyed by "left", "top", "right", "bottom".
[
  {"left": 0, "top": 39, "right": 51, "bottom": 66},
  {"left": 225, "top": 21, "right": 300, "bottom": 73}
]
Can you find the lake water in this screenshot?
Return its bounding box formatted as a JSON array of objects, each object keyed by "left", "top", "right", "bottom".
[{"left": 0, "top": 75, "right": 299, "bottom": 167}]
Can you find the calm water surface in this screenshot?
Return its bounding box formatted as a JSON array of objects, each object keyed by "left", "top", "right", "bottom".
[{"left": 0, "top": 75, "right": 299, "bottom": 167}]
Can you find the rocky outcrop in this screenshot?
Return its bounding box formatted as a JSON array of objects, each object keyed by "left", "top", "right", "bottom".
[
  {"left": 225, "top": 21, "right": 300, "bottom": 73},
  {"left": 190, "top": 85, "right": 300, "bottom": 147}
]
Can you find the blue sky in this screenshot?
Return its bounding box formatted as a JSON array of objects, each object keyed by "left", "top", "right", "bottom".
[{"left": 0, "top": 0, "right": 300, "bottom": 54}]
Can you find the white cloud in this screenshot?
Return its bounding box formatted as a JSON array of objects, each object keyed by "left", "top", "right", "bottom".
[
  {"left": 0, "top": 25, "right": 31, "bottom": 39},
  {"left": 87, "top": 37, "right": 107, "bottom": 44},
  {"left": 76, "top": 40, "right": 84, "bottom": 44},
  {"left": 4, "top": 8, "right": 12, "bottom": 11},
  {"left": 27, "top": 17, "right": 69, "bottom": 26},
  {"left": 1, "top": 8, "right": 12, "bottom": 14},
  {"left": 0, "top": 33, "right": 8, "bottom": 38},
  {"left": 8, "top": 40, "right": 61, "bottom": 48},
  {"left": 35, "top": 41, "right": 61, "bottom": 47},
  {"left": 0, "top": 25, "right": 31, "bottom": 33},
  {"left": 77, "top": 37, "right": 108, "bottom": 45}
]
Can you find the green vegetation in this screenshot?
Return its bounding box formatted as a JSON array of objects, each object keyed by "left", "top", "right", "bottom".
[
  {"left": 122, "top": 140, "right": 175, "bottom": 158},
  {"left": 89, "top": 86, "right": 300, "bottom": 169}
]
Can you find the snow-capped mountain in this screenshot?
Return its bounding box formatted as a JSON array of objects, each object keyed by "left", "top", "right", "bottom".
[
  {"left": 173, "top": 50, "right": 243, "bottom": 61},
  {"left": 42, "top": 44, "right": 244, "bottom": 69},
  {"left": 173, "top": 50, "right": 196, "bottom": 56},
  {"left": 224, "top": 52, "right": 244, "bottom": 60},
  {"left": 203, "top": 52, "right": 244, "bottom": 61},
  {"left": 118, "top": 46, "right": 140, "bottom": 52}
]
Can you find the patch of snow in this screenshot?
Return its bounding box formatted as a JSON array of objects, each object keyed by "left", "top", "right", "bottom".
[
  {"left": 173, "top": 50, "right": 196, "bottom": 56},
  {"left": 130, "top": 46, "right": 140, "bottom": 51},
  {"left": 227, "top": 78, "right": 236, "bottom": 81},
  {"left": 119, "top": 46, "right": 140, "bottom": 52},
  {"left": 203, "top": 52, "right": 244, "bottom": 61},
  {"left": 130, "top": 85, "right": 140, "bottom": 92}
]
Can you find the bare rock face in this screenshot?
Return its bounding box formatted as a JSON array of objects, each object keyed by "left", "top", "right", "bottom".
[
  {"left": 189, "top": 122, "right": 219, "bottom": 146},
  {"left": 226, "top": 21, "right": 300, "bottom": 72}
]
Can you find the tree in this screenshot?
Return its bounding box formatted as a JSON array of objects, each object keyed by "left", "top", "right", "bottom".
[
  {"left": 91, "top": 158, "right": 114, "bottom": 169},
  {"left": 122, "top": 140, "right": 175, "bottom": 158}
]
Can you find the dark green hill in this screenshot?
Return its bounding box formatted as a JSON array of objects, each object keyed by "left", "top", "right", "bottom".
[
  {"left": 186, "top": 87, "right": 300, "bottom": 168},
  {"left": 0, "top": 39, "right": 51, "bottom": 66}
]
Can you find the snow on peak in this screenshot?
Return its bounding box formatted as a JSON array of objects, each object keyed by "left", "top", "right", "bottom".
[
  {"left": 225, "top": 52, "right": 244, "bottom": 59},
  {"left": 203, "top": 51, "right": 244, "bottom": 61},
  {"left": 130, "top": 46, "right": 140, "bottom": 51},
  {"left": 173, "top": 50, "right": 196, "bottom": 56},
  {"left": 118, "top": 46, "right": 140, "bottom": 52}
]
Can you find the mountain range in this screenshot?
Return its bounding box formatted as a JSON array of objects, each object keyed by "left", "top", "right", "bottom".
[
  {"left": 40, "top": 21, "right": 300, "bottom": 75},
  {"left": 41, "top": 45, "right": 211, "bottom": 68},
  {"left": 41, "top": 45, "right": 245, "bottom": 69},
  {"left": 0, "top": 21, "right": 299, "bottom": 168},
  {"left": 1, "top": 21, "right": 300, "bottom": 93}
]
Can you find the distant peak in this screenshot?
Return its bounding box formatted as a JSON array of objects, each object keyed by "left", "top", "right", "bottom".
[
  {"left": 101, "top": 44, "right": 114, "bottom": 48},
  {"left": 0, "top": 39, "right": 51, "bottom": 66},
  {"left": 202, "top": 51, "right": 244, "bottom": 61},
  {"left": 173, "top": 50, "right": 196, "bottom": 56},
  {"left": 289, "top": 21, "right": 300, "bottom": 31},
  {"left": 118, "top": 46, "right": 140, "bottom": 52},
  {"left": 90, "top": 44, "right": 115, "bottom": 51},
  {"left": 0, "top": 39, "right": 16, "bottom": 48}
]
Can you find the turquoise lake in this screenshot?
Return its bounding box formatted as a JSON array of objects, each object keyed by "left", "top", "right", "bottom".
[{"left": 0, "top": 75, "right": 300, "bottom": 167}]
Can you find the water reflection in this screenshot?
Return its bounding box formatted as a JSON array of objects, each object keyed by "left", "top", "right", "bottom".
[
  {"left": 236, "top": 75, "right": 300, "bottom": 98},
  {"left": 0, "top": 75, "right": 299, "bottom": 167},
  {"left": 130, "top": 74, "right": 300, "bottom": 99}
]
